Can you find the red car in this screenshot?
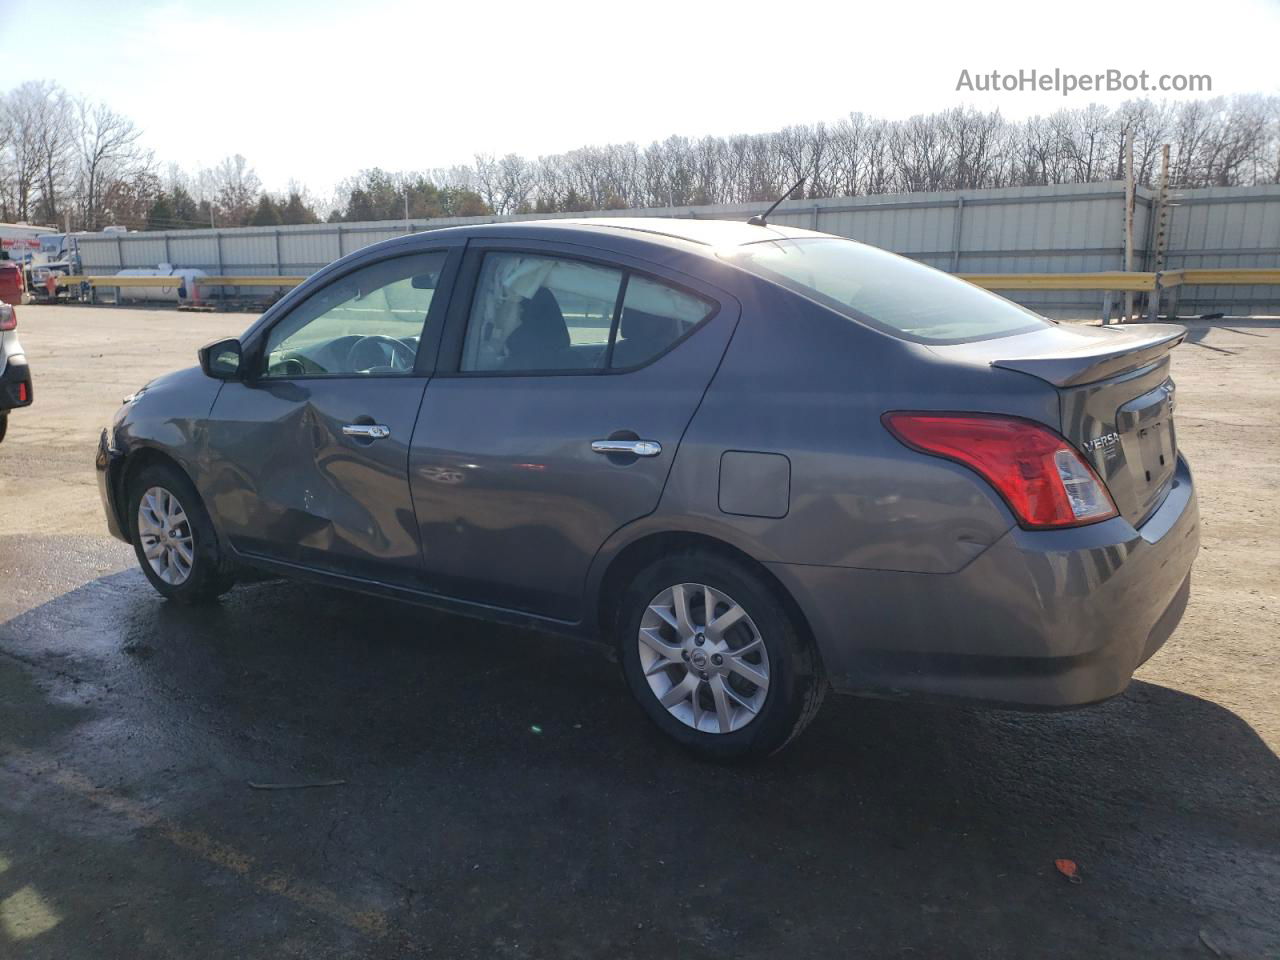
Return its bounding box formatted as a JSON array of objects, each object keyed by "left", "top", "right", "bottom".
[{"left": 0, "top": 260, "right": 25, "bottom": 304}]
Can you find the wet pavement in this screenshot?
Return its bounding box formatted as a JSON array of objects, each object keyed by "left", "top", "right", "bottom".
[{"left": 2, "top": 533, "right": 1278, "bottom": 958}]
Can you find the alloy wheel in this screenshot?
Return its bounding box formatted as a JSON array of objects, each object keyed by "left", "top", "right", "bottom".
[
  {"left": 137, "top": 486, "right": 195, "bottom": 585},
  {"left": 637, "top": 583, "right": 771, "bottom": 734}
]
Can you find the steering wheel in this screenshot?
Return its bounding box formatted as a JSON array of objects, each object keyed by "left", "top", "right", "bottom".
[{"left": 348, "top": 335, "right": 415, "bottom": 372}]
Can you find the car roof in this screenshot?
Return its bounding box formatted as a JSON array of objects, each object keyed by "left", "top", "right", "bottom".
[
  {"left": 560, "top": 217, "right": 822, "bottom": 247},
  {"left": 427, "top": 216, "right": 825, "bottom": 251}
]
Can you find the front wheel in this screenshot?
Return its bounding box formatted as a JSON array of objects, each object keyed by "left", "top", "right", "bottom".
[
  {"left": 617, "top": 550, "right": 826, "bottom": 760},
  {"left": 126, "top": 461, "right": 235, "bottom": 604}
]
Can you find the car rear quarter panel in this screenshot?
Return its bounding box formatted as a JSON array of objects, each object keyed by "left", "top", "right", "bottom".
[{"left": 651, "top": 279, "right": 1062, "bottom": 575}]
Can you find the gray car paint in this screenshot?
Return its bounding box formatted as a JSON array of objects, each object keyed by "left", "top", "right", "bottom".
[
  {"left": 408, "top": 237, "right": 741, "bottom": 621},
  {"left": 99, "top": 218, "right": 1200, "bottom": 708},
  {"left": 0, "top": 327, "right": 21, "bottom": 380},
  {"left": 0, "top": 317, "right": 31, "bottom": 428}
]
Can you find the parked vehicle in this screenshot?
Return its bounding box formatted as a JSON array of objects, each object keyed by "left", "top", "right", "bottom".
[
  {"left": 0, "top": 259, "right": 25, "bottom": 305},
  {"left": 0, "top": 222, "right": 51, "bottom": 283},
  {"left": 29, "top": 260, "right": 73, "bottom": 301},
  {"left": 28, "top": 234, "right": 79, "bottom": 301},
  {"left": 96, "top": 219, "right": 1199, "bottom": 758},
  {"left": 0, "top": 302, "right": 33, "bottom": 443}
]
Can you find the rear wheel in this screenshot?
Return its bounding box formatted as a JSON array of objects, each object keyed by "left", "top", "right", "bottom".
[
  {"left": 617, "top": 550, "right": 825, "bottom": 760},
  {"left": 0, "top": 412, "right": 7, "bottom": 443},
  {"left": 126, "top": 461, "right": 234, "bottom": 603}
]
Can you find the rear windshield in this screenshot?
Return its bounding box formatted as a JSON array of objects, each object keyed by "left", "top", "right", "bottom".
[{"left": 724, "top": 237, "right": 1052, "bottom": 344}]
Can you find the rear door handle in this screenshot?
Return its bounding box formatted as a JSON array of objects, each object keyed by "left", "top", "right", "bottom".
[
  {"left": 342, "top": 423, "right": 391, "bottom": 440},
  {"left": 591, "top": 439, "right": 662, "bottom": 457}
]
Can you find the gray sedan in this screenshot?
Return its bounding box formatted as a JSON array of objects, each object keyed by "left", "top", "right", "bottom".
[{"left": 96, "top": 218, "right": 1199, "bottom": 758}]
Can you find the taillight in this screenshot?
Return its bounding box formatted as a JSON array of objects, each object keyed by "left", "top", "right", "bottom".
[
  {"left": 882, "top": 412, "right": 1118, "bottom": 529},
  {"left": 0, "top": 303, "right": 14, "bottom": 331}
]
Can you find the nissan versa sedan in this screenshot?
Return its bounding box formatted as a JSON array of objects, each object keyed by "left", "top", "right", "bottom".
[{"left": 95, "top": 218, "right": 1199, "bottom": 758}]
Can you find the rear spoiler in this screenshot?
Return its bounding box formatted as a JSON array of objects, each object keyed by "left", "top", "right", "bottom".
[{"left": 991, "top": 323, "right": 1187, "bottom": 388}]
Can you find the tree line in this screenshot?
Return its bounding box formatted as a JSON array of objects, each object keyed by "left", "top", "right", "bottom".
[
  {"left": 465, "top": 96, "right": 1278, "bottom": 214},
  {"left": 2, "top": 79, "right": 1277, "bottom": 234}
]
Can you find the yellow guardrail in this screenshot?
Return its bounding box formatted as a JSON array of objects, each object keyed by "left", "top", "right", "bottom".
[
  {"left": 963, "top": 269, "right": 1280, "bottom": 292},
  {"left": 56, "top": 274, "right": 307, "bottom": 288},
  {"left": 195, "top": 276, "right": 308, "bottom": 287},
  {"left": 962, "top": 272, "right": 1159, "bottom": 292},
  {"left": 1175, "top": 269, "right": 1280, "bottom": 286},
  {"left": 55, "top": 275, "right": 190, "bottom": 288}
]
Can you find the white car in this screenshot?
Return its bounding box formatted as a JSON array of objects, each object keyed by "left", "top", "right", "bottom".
[{"left": 0, "top": 302, "right": 32, "bottom": 442}]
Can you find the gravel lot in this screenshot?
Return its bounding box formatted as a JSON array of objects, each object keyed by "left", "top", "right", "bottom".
[{"left": 1, "top": 304, "right": 1277, "bottom": 958}]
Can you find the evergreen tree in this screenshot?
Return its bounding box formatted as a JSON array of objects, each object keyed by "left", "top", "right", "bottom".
[
  {"left": 280, "top": 191, "right": 320, "bottom": 225},
  {"left": 171, "top": 185, "right": 202, "bottom": 227},
  {"left": 146, "top": 192, "right": 175, "bottom": 230},
  {"left": 247, "top": 194, "right": 282, "bottom": 226}
]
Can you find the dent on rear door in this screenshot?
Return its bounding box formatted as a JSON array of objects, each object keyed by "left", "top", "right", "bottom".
[{"left": 408, "top": 298, "right": 741, "bottom": 621}]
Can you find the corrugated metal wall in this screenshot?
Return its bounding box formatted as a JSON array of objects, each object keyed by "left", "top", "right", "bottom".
[
  {"left": 76, "top": 180, "right": 1280, "bottom": 316},
  {"left": 1159, "top": 185, "right": 1280, "bottom": 315}
]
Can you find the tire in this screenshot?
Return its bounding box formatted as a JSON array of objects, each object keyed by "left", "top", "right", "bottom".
[
  {"left": 126, "top": 460, "right": 235, "bottom": 604},
  {"left": 617, "top": 550, "right": 826, "bottom": 760},
  {"left": 0, "top": 412, "right": 7, "bottom": 443}
]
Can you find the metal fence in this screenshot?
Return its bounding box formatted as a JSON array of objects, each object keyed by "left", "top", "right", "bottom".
[{"left": 76, "top": 180, "right": 1280, "bottom": 317}]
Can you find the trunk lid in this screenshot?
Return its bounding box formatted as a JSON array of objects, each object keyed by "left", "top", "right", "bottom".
[
  {"left": 992, "top": 322, "right": 1185, "bottom": 526},
  {"left": 928, "top": 322, "right": 1186, "bottom": 527}
]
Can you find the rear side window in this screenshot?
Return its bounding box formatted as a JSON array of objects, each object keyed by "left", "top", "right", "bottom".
[
  {"left": 611, "top": 276, "right": 715, "bottom": 369},
  {"left": 460, "top": 252, "right": 715, "bottom": 374},
  {"left": 462, "top": 253, "right": 623, "bottom": 372},
  {"left": 725, "top": 238, "right": 1051, "bottom": 344}
]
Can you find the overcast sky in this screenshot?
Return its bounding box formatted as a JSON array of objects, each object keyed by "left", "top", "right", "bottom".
[{"left": 2, "top": 0, "right": 1277, "bottom": 194}]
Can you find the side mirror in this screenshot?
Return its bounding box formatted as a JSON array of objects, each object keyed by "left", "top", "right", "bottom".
[{"left": 198, "top": 338, "right": 244, "bottom": 380}]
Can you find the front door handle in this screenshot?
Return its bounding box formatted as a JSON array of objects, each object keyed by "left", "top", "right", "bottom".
[
  {"left": 591, "top": 439, "right": 662, "bottom": 457},
  {"left": 342, "top": 423, "right": 391, "bottom": 440}
]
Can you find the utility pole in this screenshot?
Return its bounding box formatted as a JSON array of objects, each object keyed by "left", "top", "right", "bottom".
[
  {"left": 1152, "top": 144, "right": 1172, "bottom": 273},
  {"left": 1148, "top": 143, "right": 1177, "bottom": 321},
  {"left": 1123, "top": 130, "right": 1135, "bottom": 323}
]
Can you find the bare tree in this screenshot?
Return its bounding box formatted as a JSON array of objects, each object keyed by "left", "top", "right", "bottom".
[
  {"left": 76, "top": 99, "right": 148, "bottom": 229},
  {"left": 2, "top": 82, "right": 51, "bottom": 222},
  {"left": 209, "top": 154, "right": 261, "bottom": 225}
]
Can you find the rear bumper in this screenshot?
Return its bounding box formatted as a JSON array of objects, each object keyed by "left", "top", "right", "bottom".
[
  {"left": 96, "top": 428, "right": 130, "bottom": 543},
  {"left": 0, "top": 356, "right": 32, "bottom": 410},
  {"left": 770, "top": 455, "right": 1200, "bottom": 708}
]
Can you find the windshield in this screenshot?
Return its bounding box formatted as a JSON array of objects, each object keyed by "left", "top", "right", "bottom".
[{"left": 725, "top": 237, "right": 1052, "bottom": 344}]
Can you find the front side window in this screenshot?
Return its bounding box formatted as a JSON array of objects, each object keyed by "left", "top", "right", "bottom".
[
  {"left": 262, "top": 251, "right": 446, "bottom": 377},
  {"left": 724, "top": 238, "right": 1051, "bottom": 344}
]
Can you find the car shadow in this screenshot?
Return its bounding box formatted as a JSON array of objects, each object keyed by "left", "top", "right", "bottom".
[
  {"left": 2, "top": 568, "right": 1278, "bottom": 959},
  {"left": 1179, "top": 315, "right": 1280, "bottom": 354}
]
